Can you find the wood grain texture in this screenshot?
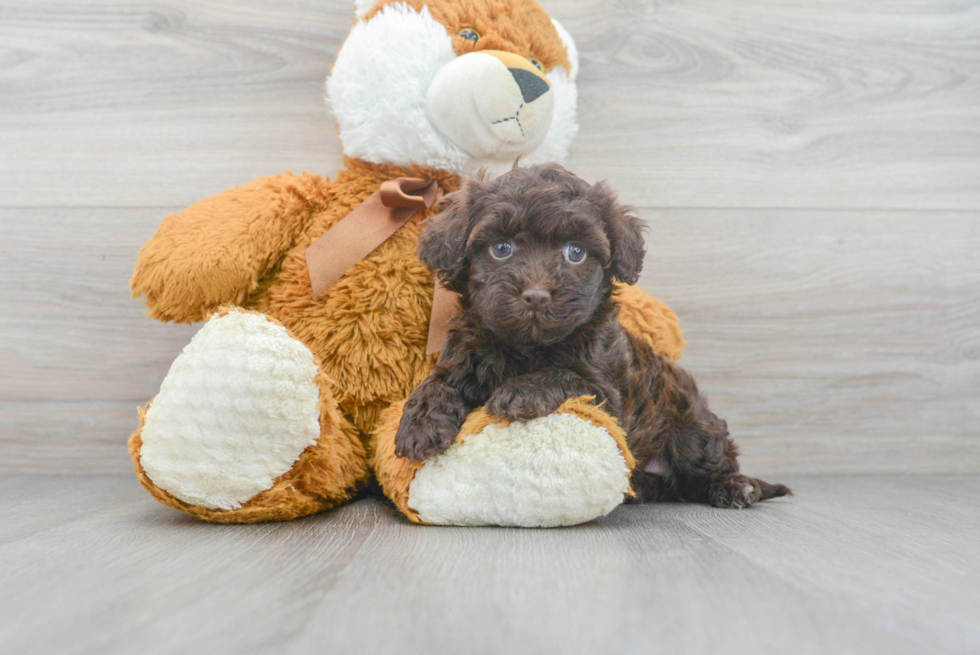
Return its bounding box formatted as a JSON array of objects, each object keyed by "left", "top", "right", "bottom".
[
  {"left": 2, "top": 208, "right": 978, "bottom": 475},
  {"left": 0, "top": 0, "right": 978, "bottom": 208},
  {"left": 563, "top": 0, "right": 980, "bottom": 209},
  {"left": 0, "top": 207, "right": 197, "bottom": 474},
  {"left": 1, "top": 475, "right": 978, "bottom": 654},
  {"left": 639, "top": 210, "right": 980, "bottom": 475},
  {"left": 0, "top": 0, "right": 349, "bottom": 208}
]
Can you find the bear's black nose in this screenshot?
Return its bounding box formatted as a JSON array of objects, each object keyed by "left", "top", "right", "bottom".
[
  {"left": 522, "top": 288, "right": 552, "bottom": 311},
  {"left": 509, "top": 68, "right": 550, "bottom": 104}
]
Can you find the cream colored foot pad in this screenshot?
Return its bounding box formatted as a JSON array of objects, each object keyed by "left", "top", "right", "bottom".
[
  {"left": 139, "top": 310, "right": 321, "bottom": 510},
  {"left": 408, "top": 412, "right": 631, "bottom": 528}
]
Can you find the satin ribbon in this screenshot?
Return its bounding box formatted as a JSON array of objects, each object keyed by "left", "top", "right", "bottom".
[{"left": 304, "top": 177, "right": 457, "bottom": 355}]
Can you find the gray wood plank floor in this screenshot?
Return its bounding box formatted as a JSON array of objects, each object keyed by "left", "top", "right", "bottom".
[{"left": 1, "top": 475, "right": 978, "bottom": 655}]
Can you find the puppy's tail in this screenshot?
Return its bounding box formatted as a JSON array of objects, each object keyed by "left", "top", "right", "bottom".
[{"left": 757, "top": 479, "right": 793, "bottom": 501}]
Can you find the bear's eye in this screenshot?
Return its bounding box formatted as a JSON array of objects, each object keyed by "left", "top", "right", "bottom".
[
  {"left": 529, "top": 58, "right": 544, "bottom": 72},
  {"left": 490, "top": 241, "right": 514, "bottom": 260},
  {"left": 459, "top": 28, "right": 480, "bottom": 43},
  {"left": 563, "top": 243, "right": 586, "bottom": 264}
]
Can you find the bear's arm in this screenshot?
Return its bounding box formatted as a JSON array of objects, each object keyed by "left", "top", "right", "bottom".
[
  {"left": 131, "top": 172, "right": 335, "bottom": 323},
  {"left": 615, "top": 283, "right": 686, "bottom": 362}
]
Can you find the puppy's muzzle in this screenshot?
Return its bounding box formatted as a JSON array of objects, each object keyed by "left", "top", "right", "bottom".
[{"left": 426, "top": 49, "right": 555, "bottom": 161}]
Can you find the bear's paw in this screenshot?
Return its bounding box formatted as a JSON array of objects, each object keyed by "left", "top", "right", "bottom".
[
  {"left": 374, "top": 397, "right": 634, "bottom": 528},
  {"left": 138, "top": 310, "right": 322, "bottom": 511}
]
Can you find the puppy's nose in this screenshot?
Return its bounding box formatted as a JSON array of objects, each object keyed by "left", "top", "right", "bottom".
[{"left": 522, "top": 288, "right": 551, "bottom": 311}]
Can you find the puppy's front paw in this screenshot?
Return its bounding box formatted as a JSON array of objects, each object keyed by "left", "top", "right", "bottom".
[
  {"left": 394, "top": 398, "right": 466, "bottom": 461},
  {"left": 486, "top": 383, "right": 562, "bottom": 422}
]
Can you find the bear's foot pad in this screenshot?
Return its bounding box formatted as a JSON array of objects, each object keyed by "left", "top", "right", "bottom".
[
  {"left": 138, "top": 310, "right": 322, "bottom": 511},
  {"left": 407, "top": 405, "right": 633, "bottom": 527}
]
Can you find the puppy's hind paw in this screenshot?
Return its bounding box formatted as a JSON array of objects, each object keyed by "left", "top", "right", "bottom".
[{"left": 709, "top": 475, "right": 791, "bottom": 509}]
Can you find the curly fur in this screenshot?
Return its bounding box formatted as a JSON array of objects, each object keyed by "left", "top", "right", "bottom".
[{"left": 396, "top": 163, "right": 791, "bottom": 508}]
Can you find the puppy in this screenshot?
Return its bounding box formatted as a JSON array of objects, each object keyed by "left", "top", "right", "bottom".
[{"left": 395, "top": 164, "right": 790, "bottom": 508}]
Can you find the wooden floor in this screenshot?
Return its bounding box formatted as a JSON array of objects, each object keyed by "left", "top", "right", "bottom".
[
  {"left": 2, "top": 1, "right": 979, "bottom": 653},
  {"left": 1, "top": 474, "right": 978, "bottom": 654}
]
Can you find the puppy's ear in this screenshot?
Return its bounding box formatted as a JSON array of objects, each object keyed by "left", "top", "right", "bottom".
[
  {"left": 588, "top": 180, "right": 646, "bottom": 285},
  {"left": 417, "top": 181, "right": 481, "bottom": 292}
]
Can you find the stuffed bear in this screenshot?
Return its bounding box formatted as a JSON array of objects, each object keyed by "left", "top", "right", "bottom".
[{"left": 128, "top": 0, "right": 686, "bottom": 526}]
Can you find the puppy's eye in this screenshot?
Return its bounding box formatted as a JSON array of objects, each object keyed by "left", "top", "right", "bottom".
[
  {"left": 529, "top": 58, "right": 544, "bottom": 72},
  {"left": 458, "top": 28, "right": 480, "bottom": 43},
  {"left": 490, "top": 241, "right": 514, "bottom": 260},
  {"left": 563, "top": 243, "right": 586, "bottom": 264}
]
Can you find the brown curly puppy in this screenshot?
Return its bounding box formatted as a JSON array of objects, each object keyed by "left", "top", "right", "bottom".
[{"left": 395, "top": 163, "right": 790, "bottom": 508}]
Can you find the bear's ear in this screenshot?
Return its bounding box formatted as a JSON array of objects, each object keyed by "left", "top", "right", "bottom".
[
  {"left": 354, "top": 0, "right": 376, "bottom": 20},
  {"left": 551, "top": 18, "right": 579, "bottom": 82},
  {"left": 418, "top": 181, "right": 484, "bottom": 293},
  {"left": 588, "top": 180, "right": 646, "bottom": 285}
]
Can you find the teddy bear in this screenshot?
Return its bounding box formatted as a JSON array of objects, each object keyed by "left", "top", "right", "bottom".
[{"left": 128, "top": 0, "right": 686, "bottom": 527}]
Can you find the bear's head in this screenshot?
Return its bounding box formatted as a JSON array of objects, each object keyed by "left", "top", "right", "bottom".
[{"left": 327, "top": 0, "right": 579, "bottom": 176}]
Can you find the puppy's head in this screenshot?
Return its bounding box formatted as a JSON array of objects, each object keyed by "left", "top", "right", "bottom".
[{"left": 419, "top": 163, "right": 645, "bottom": 345}]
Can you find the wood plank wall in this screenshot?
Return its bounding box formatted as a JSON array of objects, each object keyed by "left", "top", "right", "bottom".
[{"left": 1, "top": 0, "right": 977, "bottom": 475}]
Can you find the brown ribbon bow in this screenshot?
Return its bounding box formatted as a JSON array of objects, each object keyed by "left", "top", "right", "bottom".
[{"left": 304, "top": 177, "right": 457, "bottom": 355}]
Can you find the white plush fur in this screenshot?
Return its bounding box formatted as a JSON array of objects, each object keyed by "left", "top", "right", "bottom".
[
  {"left": 407, "top": 413, "right": 632, "bottom": 527},
  {"left": 550, "top": 18, "right": 579, "bottom": 81},
  {"left": 425, "top": 51, "right": 555, "bottom": 161},
  {"left": 327, "top": 2, "right": 579, "bottom": 177},
  {"left": 139, "top": 311, "right": 321, "bottom": 511}
]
